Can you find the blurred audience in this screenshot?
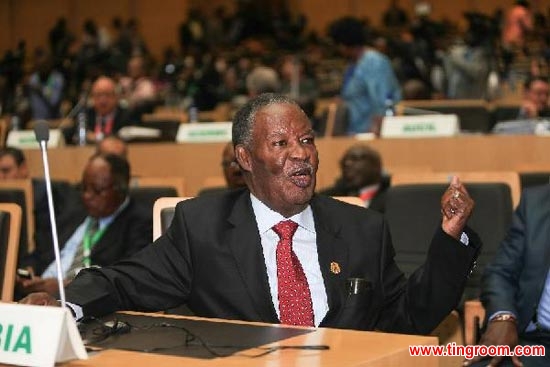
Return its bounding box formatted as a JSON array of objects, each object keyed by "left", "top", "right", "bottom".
[
  {"left": 382, "top": 0, "right": 409, "bottom": 29},
  {"left": 27, "top": 48, "right": 65, "bottom": 120},
  {"left": 118, "top": 55, "right": 158, "bottom": 121},
  {"left": 444, "top": 15, "right": 492, "bottom": 99},
  {"left": 246, "top": 65, "right": 281, "bottom": 97},
  {"left": 328, "top": 17, "right": 401, "bottom": 135},
  {"left": 278, "top": 54, "right": 318, "bottom": 118}
]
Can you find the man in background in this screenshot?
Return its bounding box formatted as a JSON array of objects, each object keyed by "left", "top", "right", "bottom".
[
  {"left": 465, "top": 185, "right": 550, "bottom": 367},
  {"left": 518, "top": 75, "right": 550, "bottom": 119},
  {"left": 318, "top": 144, "right": 389, "bottom": 213},
  {"left": 0, "top": 146, "right": 81, "bottom": 262},
  {"left": 0, "top": 147, "right": 27, "bottom": 179},
  {"left": 18, "top": 153, "right": 151, "bottom": 297},
  {"left": 329, "top": 16, "right": 401, "bottom": 135},
  {"left": 65, "top": 76, "right": 130, "bottom": 144},
  {"left": 199, "top": 141, "right": 246, "bottom": 195}
]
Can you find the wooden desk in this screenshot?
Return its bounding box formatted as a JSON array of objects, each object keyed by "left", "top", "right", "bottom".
[
  {"left": 64, "top": 313, "right": 438, "bottom": 367},
  {"left": 22, "top": 135, "right": 550, "bottom": 196}
]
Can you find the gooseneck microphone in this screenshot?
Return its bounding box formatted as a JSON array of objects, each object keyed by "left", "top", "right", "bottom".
[{"left": 34, "top": 120, "right": 66, "bottom": 308}]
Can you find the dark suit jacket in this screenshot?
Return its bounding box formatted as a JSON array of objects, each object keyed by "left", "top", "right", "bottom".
[
  {"left": 65, "top": 189, "right": 480, "bottom": 334},
  {"left": 27, "top": 199, "right": 152, "bottom": 276},
  {"left": 481, "top": 185, "right": 550, "bottom": 332}
]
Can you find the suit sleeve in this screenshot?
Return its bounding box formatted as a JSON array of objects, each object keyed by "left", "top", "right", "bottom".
[
  {"left": 64, "top": 203, "right": 193, "bottom": 317},
  {"left": 376, "top": 223, "right": 481, "bottom": 334},
  {"left": 480, "top": 195, "right": 528, "bottom": 321}
]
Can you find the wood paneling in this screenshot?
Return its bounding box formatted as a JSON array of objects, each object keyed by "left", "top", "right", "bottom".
[
  {"left": 134, "top": 0, "right": 188, "bottom": 58},
  {"left": 12, "top": 0, "right": 70, "bottom": 58},
  {"left": 21, "top": 135, "right": 550, "bottom": 197}
]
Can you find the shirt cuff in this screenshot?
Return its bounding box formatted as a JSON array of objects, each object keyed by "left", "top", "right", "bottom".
[
  {"left": 460, "top": 232, "right": 469, "bottom": 246},
  {"left": 489, "top": 311, "right": 517, "bottom": 322},
  {"left": 65, "top": 302, "right": 84, "bottom": 321}
]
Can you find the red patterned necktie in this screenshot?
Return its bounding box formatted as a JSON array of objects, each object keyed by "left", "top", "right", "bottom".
[{"left": 273, "top": 220, "right": 314, "bottom": 327}]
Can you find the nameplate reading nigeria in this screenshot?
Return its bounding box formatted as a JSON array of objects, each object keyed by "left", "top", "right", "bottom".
[
  {"left": 380, "top": 114, "right": 459, "bottom": 138},
  {"left": 7, "top": 129, "right": 65, "bottom": 149},
  {"left": 176, "top": 122, "right": 232, "bottom": 143},
  {"left": 0, "top": 303, "right": 87, "bottom": 367}
]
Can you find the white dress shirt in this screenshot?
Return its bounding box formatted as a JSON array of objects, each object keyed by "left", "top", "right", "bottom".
[{"left": 250, "top": 194, "right": 329, "bottom": 327}]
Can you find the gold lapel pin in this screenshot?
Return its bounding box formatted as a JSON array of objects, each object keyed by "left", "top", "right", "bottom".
[{"left": 330, "top": 262, "right": 341, "bottom": 274}]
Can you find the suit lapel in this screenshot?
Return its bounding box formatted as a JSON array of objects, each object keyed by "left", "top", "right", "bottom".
[
  {"left": 227, "top": 192, "right": 279, "bottom": 323},
  {"left": 311, "top": 196, "right": 349, "bottom": 326},
  {"left": 90, "top": 203, "right": 130, "bottom": 258}
]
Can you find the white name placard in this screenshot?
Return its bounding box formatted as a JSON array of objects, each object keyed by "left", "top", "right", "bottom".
[
  {"left": 380, "top": 114, "right": 459, "bottom": 138},
  {"left": 176, "top": 122, "right": 232, "bottom": 143},
  {"left": 0, "top": 303, "right": 87, "bottom": 367},
  {"left": 6, "top": 130, "right": 65, "bottom": 149}
]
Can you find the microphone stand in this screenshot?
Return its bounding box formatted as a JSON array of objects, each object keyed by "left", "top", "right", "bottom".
[{"left": 36, "top": 124, "right": 66, "bottom": 308}]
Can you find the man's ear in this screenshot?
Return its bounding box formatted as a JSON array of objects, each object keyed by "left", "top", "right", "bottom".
[{"left": 235, "top": 145, "right": 252, "bottom": 172}]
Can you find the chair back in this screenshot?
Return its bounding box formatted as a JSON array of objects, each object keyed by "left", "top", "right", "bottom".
[
  {"left": 130, "top": 176, "right": 186, "bottom": 196},
  {"left": 152, "top": 197, "right": 192, "bottom": 241},
  {"left": 390, "top": 171, "right": 521, "bottom": 208},
  {"left": 519, "top": 172, "right": 550, "bottom": 190},
  {"left": 0, "top": 179, "right": 34, "bottom": 254},
  {"left": 201, "top": 176, "right": 226, "bottom": 191},
  {"left": 0, "top": 118, "right": 8, "bottom": 148},
  {"left": 384, "top": 182, "right": 513, "bottom": 300},
  {"left": 138, "top": 120, "right": 181, "bottom": 142},
  {"left": 0, "top": 203, "right": 22, "bottom": 301},
  {"left": 315, "top": 102, "right": 349, "bottom": 136}
]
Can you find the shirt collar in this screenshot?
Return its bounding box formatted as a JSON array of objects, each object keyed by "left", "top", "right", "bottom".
[
  {"left": 359, "top": 183, "right": 380, "bottom": 195},
  {"left": 250, "top": 193, "right": 315, "bottom": 235}
]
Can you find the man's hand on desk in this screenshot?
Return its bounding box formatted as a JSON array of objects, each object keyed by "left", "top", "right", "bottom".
[
  {"left": 17, "top": 277, "right": 68, "bottom": 295},
  {"left": 19, "top": 292, "right": 61, "bottom": 307}
]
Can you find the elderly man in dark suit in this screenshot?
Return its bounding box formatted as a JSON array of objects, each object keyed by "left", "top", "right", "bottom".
[
  {"left": 17, "top": 153, "right": 151, "bottom": 297},
  {"left": 466, "top": 185, "right": 550, "bottom": 367},
  {"left": 22, "top": 94, "right": 480, "bottom": 334},
  {"left": 65, "top": 76, "right": 131, "bottom": 144}
]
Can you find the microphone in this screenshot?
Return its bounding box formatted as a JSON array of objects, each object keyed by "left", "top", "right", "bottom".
[
  {"left": 65, "top": 88, "right": 90, "bottom": 121},
  {"left": 34, "top": 120, "right": 67, "bottom": 309}
]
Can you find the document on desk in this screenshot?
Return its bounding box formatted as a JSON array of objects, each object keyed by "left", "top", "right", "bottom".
[{"left": 80, "top": 313, "right": 313, "bottom": 359}]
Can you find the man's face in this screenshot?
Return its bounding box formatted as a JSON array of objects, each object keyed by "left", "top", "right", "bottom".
[
  {"left": 0, "top": 155, "right": 27, "bottom": 179},
  {"left": 91, "top": 79, "right": 118, "bottom": 116},
  {"left": 237, "top": 103, "right": 318, "bottom": 217},
  {"left": 80, "top": 158, "right": 124, "bottom": 218},
  {"left": 527, "top": 80, "right": 550, "bottom": 112},
  {"left": 340, "top": 147, "right": 380, "bottom": 189},
  {"left": 222, "top": 145, "right": 245, "bottom": 189}
]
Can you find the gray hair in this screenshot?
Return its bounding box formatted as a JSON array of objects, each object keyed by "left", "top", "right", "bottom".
[
  {"left": 232, "top": 93, "right": 302, "bottom": 148},
  {"left": 246, "top": 66, "right": 281, "bottom": 95}
]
